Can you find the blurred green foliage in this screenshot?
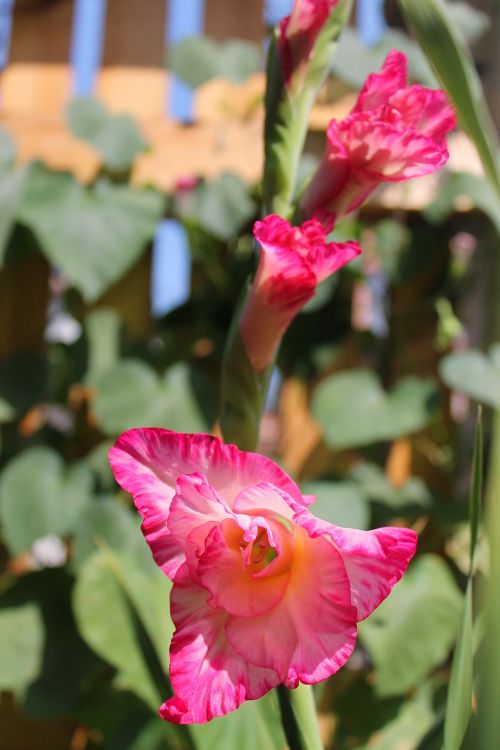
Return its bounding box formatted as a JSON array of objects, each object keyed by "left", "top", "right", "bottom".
[{"left": 0, "top": 3, "right": 495, "bottom": 745}]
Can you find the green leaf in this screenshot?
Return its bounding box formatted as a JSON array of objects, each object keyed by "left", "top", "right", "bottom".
[
  {"left": 443, "top": 579, "right": 473, "bottom": 750},
  {"left": 168, "top": 36, "right": 261, "bottom": 89},
  {"left": 311, "top": 370, "right": 439, "bottom": 449},
  {"left": 18, "top": 163, "right": 165, "bottom": 302},
  {"left": 85, "top": 308, "right": 122, "bottom": 383},
  {"left": 0, "top": 448, "right": 93, "bottom": 554},
  {"left": 443, "top": 412, "right": 482, "bottom": 749},
  {"left": 1, "top": 569, "right": 101, "bottom": 719},
  {"left": 301, "top": 480, "right": 370, "bottom": 528},
  {"left": 189, "top": 173, "right": 256, "bottom": 241},
  {"left": 192, "top": 693, "right": 283, "bottom": 750},
  {"left": 92, "top": 361, "right": 207, "bottom": 436},
  {"left": 425, "top": 172, "right": 500, "bottom": 234},
  {"left": 0, "top": 128, "right": 16, "bottom": 166},
  {"left": 0, "top": 604, "right": 44, "bottom": 694},
  {"left": 398, "top": 0, "right": 500, "bottom": 194},
  {"left": 469, "top": 410, "right": 483, "bottom": 565},
  {"left": 356, "top": 680, "right": 438, "bottom": 750},
  {"left": 66, "top": 97, "right": 149, "bottom": 171},
  {"left": 349, "top": 463, "right": 433, "bottom": 511},
  {"left": 73, "top": 549, "right": 173, "bottom": 711},
  {"left": 0, "top": 164, "right": 30, "bottom": 265},
  {"left": 359, "top": 555, "right": 463, "bottom": 696},
  {"left": 332, "top": 27, "right": 436, "bottom": 88},
  {"left": 439, "top": 347, "right": 500, "bottom": 409},
  {"left": 71, "top": 497, "right": 151, "bottom": 571}
]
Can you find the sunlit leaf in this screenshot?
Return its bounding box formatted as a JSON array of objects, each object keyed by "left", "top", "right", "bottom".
[
  {"left": 187, "top": 173, "right": 256, "bottom": 240},
  {"left": 312, "top": 370, "right": 439, "bottom": 449},
  {"left": 73, "top": 549, "right": 173, "bottom": 711},
  {"left": 0, "top": 164, "right": 30, "bottom": 265},
  {"left": 66, "top": 96, "right": 149, "bottom": 171},
  {"left": 0, "top": 448, "right": 93, "bottom": 554},
  {"left": 443, "top": 579, "right": 473, "bottom": 750},
  {"left": 168, "top": 36, "right": 261, "bottom": 88},
  {"left": 92, "top": 361, "right": 207, "bottom": 436},
  {"left": 18, "top": 163, "right": 165, "bottom": 302},
  {"left": 439, "top": 346, "right": 500, "bottom": 409},
  {"left": 85, "top": 308, "right": 122, "bottom": 384},
  {"left": 360, "top": 555, "right": 463, "bottom": 696},
  {"left": 192, "top": 693, "right": 283, "bottom": 750},
  {"left": 301, "top": 480, "right": 370, "bottom": 529}
]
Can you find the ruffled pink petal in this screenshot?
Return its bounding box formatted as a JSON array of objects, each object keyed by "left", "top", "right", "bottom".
[
  {"left": 110, "top": 429, "right": 306, "bottom": 576},
  {"left": 353, "top": 49, "right": 408, "bottom": 113},
  {"left": 159, "top": 564, "right": 280, "bottom": 724},
  {"left": 226, "top": 530, "right": 357, "bottom": 686},
  {"left": 233, "top": 481, "right": 295, "bottom": 519},
  {"left": 301, "top": 123, "right": 350, "bottom": 216},
  {"left": 166, "top": 473, "right": 233, "bottom": 570},
  {"left": 197, "top": 521, "right": 291, "bottom": 617},
  {"left": 387, "top": 85, "right": 457, "bottom": 141},
  {"left": 342, "top": 116, "right": 450, "bottom": 180},
  {"left": 291, "top": 503, "right": 418, "bottom": 621}
]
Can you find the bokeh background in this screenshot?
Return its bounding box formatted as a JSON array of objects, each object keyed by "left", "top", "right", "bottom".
[{"left": 0, "top": 1, "right": 497, "bottom": 749}]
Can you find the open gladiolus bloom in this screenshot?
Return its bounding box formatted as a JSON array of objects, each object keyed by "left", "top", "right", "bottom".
[
  {"left": 278, "top": 0, "right": 339, "bottom": 86},
  {"left": 302, "top": 50, "right": 457, "bottom": 216},
  {"left": 240, "top": 214, "right": 361, "bottom": 372},
  {"left": 110, "top": 429, "right": 417, "bottom": 724}
]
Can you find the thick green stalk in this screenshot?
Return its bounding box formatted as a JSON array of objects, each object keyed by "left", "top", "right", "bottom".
[
  {"left": 277, "top": 685, "right": 324, "bottom": 750},
  {"left": 263, "top": 0, "right": 353, "bottom": 217},
  {"left": 221, "top": 6, "right": 353, "bottom": 749}
]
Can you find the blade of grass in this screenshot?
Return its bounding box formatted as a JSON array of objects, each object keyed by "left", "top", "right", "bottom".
[
  {"left": 398, "top": 0, "right": 500, "bottom": 195},
  {"left": 443, "top": 411, "right": 482, "bottom": 750}
]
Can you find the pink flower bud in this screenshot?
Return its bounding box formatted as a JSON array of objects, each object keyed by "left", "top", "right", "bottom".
[
  {"left": 240, "top": 213, "right": 361, "bottom": 371},
  {"left": 278, "top": 0, "right": 340, "bottom": 86},
  {"left": 302, "top": 50, "right": 457, "bottom": 216}
]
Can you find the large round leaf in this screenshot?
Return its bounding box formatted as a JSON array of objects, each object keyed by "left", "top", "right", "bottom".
[
  {"left": 71, "top": 497, "right": 151, "bottom": 571},
  {"left": 0, "top": 448, "right": 93, "bottom": 555},
  {"left": 359, "top": 555, "right": 463, "bottom": 696},
  {"left": 66, "top": 96, "right": 149, "bottom": 171},
  {"left": 312, "top": 370, "right": 439, "bottom": 449},
  {"left": 440, "top": 346, "right": 500, "bottom": 409},
  {"left": 0, "top": 604, "right": 44, "bottom": 694},
  {"left": 73, "top": 549, "right": 173, "bottom": 711},
  {"left": 168, "top": 36, "right": 261, "bottom": 88},
  {"left": 18, "top": 163, "right": 165, "bottom": 302},
  {"left": 189, "top": 173, "right": 256, "bottom": 240},
  {"left": 92, "top": 361, "right": 207, "bottom": 436},
  {"left": 302, "top": 480, "right": 370, "bottom": 529}
]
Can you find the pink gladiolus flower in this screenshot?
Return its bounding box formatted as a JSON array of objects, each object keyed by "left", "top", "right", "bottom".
[
  {"left": 240, "top": 214, "right": 361, "bottom": 372},
  {"left": 302, "top": 50, "right": 457, "bottom": 216},
  {"left": 278, "top": 0, "right": 339, "bottom": 86},
  {"left": 109, "top": 428, "right": 418, "bottom": 724}
]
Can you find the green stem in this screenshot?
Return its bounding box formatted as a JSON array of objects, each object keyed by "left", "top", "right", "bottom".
[{"left": 277, "top": 685, "right": 324, "bottom": 750}]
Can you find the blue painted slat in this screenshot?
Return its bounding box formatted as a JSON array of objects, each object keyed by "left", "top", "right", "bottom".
[
  {"left": 152, "top": 2, "right": 205, "bottom": 317},
  {"left": 151, "top": 219, "right": 191, "bottom": 317},
  {"left": 357, "top": 0, "right": 386, "bottom": 47},
  {"left": 263, "top": 0, "right": 293, "bottom": 26},
  {"left": 166, "top": 0, "right": 205, "bottom": 122},
  {"left": 0, "top": 0, "right": 14, "bottom": 72},
  {"left": 70, "top": 0, "right": 107, "bottom": 96}
]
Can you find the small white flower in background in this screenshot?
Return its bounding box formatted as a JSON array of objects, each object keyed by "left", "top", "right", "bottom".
[{"left": 31, "top": 535, "right": 67, "bottom": 569}]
